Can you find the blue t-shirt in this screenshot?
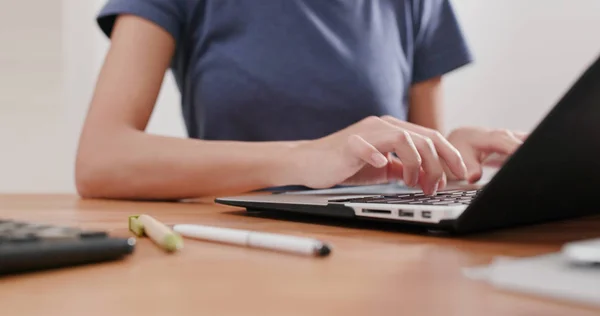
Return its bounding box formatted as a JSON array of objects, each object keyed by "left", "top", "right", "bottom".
[{"left": 97, "top": 0, "right": 472, "bottom": 141}]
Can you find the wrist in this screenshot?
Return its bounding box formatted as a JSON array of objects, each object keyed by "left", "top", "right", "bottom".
[{"left": 265, "top": 140, "right": 308, "bottom": 188}]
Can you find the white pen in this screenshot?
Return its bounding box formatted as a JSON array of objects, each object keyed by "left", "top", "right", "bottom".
[{"left": 172, "top": 224, "right": 332, "bottom": 257}]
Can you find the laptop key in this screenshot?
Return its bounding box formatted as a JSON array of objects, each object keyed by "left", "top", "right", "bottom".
[
  {"left": 9, "top": 234, "right": 39, "bottom": 243},
  {"left": 336, "top": 189, "right": 482, "bottom": 205}
]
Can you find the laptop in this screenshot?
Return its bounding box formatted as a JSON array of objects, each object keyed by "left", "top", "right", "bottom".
[{"left": 216, "top": 54, "right": 600, "bottom": 234}]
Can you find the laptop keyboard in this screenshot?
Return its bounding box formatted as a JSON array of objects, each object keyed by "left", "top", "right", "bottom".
[{"left": 329, "top": 189, "right": 482, "bottom": 206}]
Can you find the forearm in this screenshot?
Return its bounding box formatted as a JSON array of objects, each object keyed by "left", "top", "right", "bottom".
[
  {"left": 75, "top": 130, "right": 302, "bottom": 200},
  {"left": 74, "top": 15, "right": 300, "bottom": 200}
]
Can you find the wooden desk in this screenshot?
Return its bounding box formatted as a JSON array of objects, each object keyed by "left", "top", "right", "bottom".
[{"left": 1, "top": 194, "right": 599, "bottom": 316}]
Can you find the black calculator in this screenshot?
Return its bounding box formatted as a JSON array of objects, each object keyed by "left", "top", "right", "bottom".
[{"left": 0, "top": 219, "right": 135, "bottom": 275}]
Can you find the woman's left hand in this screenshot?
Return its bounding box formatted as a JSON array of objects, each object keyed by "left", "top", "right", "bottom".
[{"left": 446, "top": 127, "right": 528, "bottom": 183}]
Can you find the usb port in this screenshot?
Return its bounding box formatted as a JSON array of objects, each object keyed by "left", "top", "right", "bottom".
[
  {"left": 362, "top": 209, "right": 391, "bottom": 215},
  {"left": 398, "top": 210, "right": 414, "bottom": 217},
  {"left": 422, "top": 211, "right": 432, "bottom": 219}
]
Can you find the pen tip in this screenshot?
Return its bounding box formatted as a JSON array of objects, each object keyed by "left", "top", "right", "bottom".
[{"left": 316, "top": 244, "right": 331, "bottom": 257}]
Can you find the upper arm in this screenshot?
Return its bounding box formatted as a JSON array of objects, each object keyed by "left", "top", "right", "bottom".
[
  {"left": 83, "top": 0, "right": 185, "bottom": 133},
  {"left": 408, "top": 76, "right": 443, "bottom": 130},
  {"left": 411, "top": 0, "right": 473, "bottom": 84},
  {"left": 84, "top": 15, "right": 175, "bottom": 134},
  {"left": 76, "top": 10, "right": 179, "bottom": 192},
  {"left": 407, "top": 0, "right": 472, "bottom": 130}
]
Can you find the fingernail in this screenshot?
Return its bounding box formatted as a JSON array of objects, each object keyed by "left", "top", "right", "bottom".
[
  {"left": 411, "top": 172, "right": 420, "bottom": 187},
  {"left": 404, "top": 174, "right": 416, "bottom": 187},
  {"left": 371, "top": 153, "right": 388, "bottom": 168},
  {"left": 468, "top": 172, "right": 480, "bottom": 183},
  {"left": 430, "top": 182, "right": 439, "bottom": 195}
]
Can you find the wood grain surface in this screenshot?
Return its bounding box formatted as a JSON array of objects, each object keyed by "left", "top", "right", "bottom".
[{"left": 1, "top": 194, "right": 599, "bottom": 316}]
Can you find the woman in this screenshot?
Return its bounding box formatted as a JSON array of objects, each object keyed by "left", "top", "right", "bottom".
[{"left": 76, "top": 0, "right": 524, "bottom": 200}]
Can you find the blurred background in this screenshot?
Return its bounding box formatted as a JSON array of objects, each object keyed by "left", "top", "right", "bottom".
[{"left": 1, "top": 0, "right": 600, "bottom": 193}]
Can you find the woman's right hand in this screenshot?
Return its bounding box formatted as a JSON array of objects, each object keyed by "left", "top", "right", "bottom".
[{"left": 291, "top": 116, "right": 469, "bottom": 195}]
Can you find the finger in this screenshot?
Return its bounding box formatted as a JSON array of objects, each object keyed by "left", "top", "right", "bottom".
[
  {"left": 362, "top": 130, "right": 422, "bottom": 187},
  {"left": 389, "top": 131, "right": 422, "bottom": 188},
  {"left": 415, "top": 170, "right": 447, "bottom": 195},
  {"left": 410, "top": 134, "right": 444, "bottom": 195},
  {"left": 387, "top": 155, "right": 447, "bottom": 192},
  {"left": 482, "top": 153, "right": 509, "bottom": 168},
  {"left": 459, "top": 145, "right": 484, "bottom": 183},
  {"left": 439, "top": 171, "right": 447, "bottom": 191},
  {"left": 475, "top": 129, "right": 523, "bottom": 155},
  {"left": 346, "top": 134, "right": 389, "bottom": 168},
  {"left": 513, "top": 131, "right": 529, "bottom": 141},
  {"left": 385, "top": 153, "right": 405, "bottom": 182},
  {"left": 506, "top": 130, "right": 526, "bottom": 144},
  {"left": 379, "top": 115, "right": 435, "bottom": 135},
  {"left": 380, "top": 115, "right": 467, "bottom": 180}
]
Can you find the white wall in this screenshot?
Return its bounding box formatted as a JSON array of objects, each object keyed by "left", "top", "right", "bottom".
[
  {"left": 1, "top": 0, "right": 600, "bottom": 193},
  {"left": 444, "top": 0, "right": 600, "bottom": 132},
  {"left": 0, "top": 1, "right": 65, "bottom": 193}
]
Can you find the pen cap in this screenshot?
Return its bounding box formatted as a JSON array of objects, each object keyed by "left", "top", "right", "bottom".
[{"left": 128, "top": 215, "right": 145, "bottom": 237}]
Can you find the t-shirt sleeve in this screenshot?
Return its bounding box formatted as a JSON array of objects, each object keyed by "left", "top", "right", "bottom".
[
  {"left": 96, "top": 0, "right": 185, "bottom": 43},
  {"left": 411, "top": 0, "right": 473, "bottom": 84}
]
